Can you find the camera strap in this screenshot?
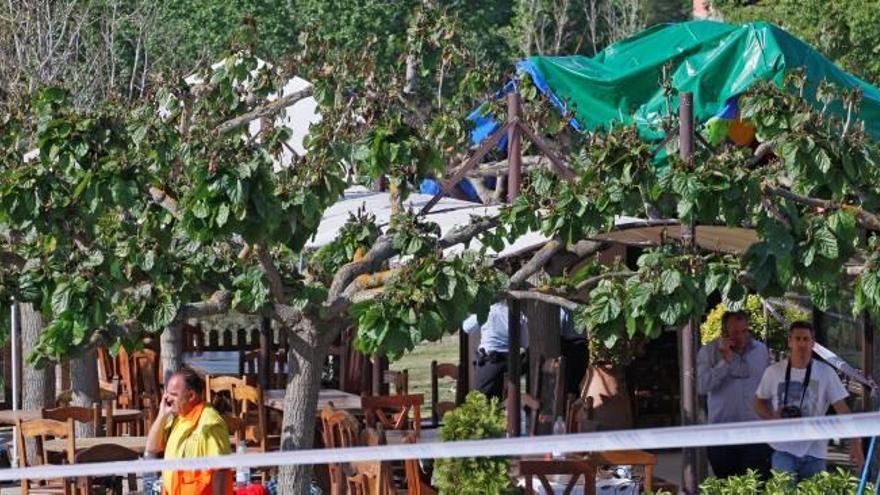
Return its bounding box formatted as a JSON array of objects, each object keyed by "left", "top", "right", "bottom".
[{"left": 783, "top": 358, "right": 813, "bottom": 411}]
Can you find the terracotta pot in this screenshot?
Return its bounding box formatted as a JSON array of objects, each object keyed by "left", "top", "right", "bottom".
[{"left": 580, "top": 364, "right": 634, "bottom": 430}]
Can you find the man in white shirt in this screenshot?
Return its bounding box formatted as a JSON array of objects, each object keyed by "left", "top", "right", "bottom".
[
  {"left": 754, "top": 321, "right": 863, "bottom": 482},
  {"left": 462, "top": 302, "right": 528, "bottom": 400}
]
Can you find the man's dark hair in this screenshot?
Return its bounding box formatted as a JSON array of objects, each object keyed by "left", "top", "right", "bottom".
[
  {"left": 721, "top": 311, "right": 748, "bottom": 331},
  {"left": 788, "top": 320, "right": 814, "bottom": 335},
  {"left": 174, "top": 367, "right": 205, "bottom": 397}
]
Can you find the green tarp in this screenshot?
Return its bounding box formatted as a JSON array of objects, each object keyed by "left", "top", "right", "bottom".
[{"left": 520, "top": 21, "right": 880, "bottom": 139}]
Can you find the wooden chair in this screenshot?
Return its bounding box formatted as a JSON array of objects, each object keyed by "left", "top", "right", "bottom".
[
  {"left": 403, "top": 433, "right": 437, "bottom": 495},
  {"left": 321, "top": 405, "right": 362, "bottom": 495},
  {"left": 347, "top": 461, "right": 394, "bottom": 495},
  {"left": 114, "top": 347, "right": 134, "bottom": 410},
  {"left": 534, "top": 356, "right": 566, "bottom": 435},
  {"left": 565, "top": 395, "right": 597, "bottom": 434},
  {"left": 223, "top": 414, "right": 244, "bottom": 451},
  {"left": 519, "top": 459, "right": 596, "bottom": 495},
  {"left": 16, "top": 418, "right": 76, "bottom": 495},
  {"left": 430, "top": 361, "right": 458, "bottom": 427},
  {"left": 521, "top": 393, "right": 543, "bottom": 437},
  {"left": 232, "top": 384, "right": 271, "bottom": 452},
  {"left": 382, "top": 369, "right": 409, "bottom": 395},
  {"left": 233, "top": 384, "right": 275, "bottom": 483},
  {"left": 74, "top": 443, "right": 139, "bottom": 495},
  {"left": 95, "top": 347, "right": 114, "bottom": 384},
  {"left": 42, "top": 404, "right": 102, "bottom": 436},
  {"left": 361, "top": 394, "right": 423, "bottom": 438},
  {"left": 206, "top": 375, "right": 248, "bottom": 415},
  {"left": 346, "top": 426, "right": 395, "bottom": 495},
  {"left": 130, "top": 349, "right": 161, "bottom": 429}
]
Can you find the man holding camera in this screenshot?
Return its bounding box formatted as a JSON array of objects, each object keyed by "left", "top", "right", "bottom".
[
  {"left": 755, "top": 321, "right": 863, "bottom": 482},
  {"left": 697, "top": 311, "right": 771, "bottom": 478}
]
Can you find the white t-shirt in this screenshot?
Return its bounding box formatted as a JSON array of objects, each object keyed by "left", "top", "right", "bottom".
[{"left": 755, "top": 359, "right": 849, "bottom": 459}]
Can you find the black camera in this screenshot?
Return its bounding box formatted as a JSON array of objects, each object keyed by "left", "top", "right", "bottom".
[{"left": 780, "top": 406, "right": 802, "bottom": 418}]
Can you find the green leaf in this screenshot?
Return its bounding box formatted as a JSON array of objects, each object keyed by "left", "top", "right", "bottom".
[
  {"left": 660, "top": 269, "right": 681, "bottom": 295},
  {"left": 813, "top": 226, "right": 839, "bottom": 259},
  {"left": 216, "top": 203, "right": 230, "bottom": 227},
  {"left": 51, "top": 282, "right": 71, "bottom": 315},
  {"left": 153, "top": 299, "right": 178, "bottom": 329}
]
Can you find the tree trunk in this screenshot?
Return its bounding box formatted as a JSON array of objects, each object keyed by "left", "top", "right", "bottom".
[
  {"left": 161, "top": 323, "right": 183, "bottom": 384},
  {"left": 277, "top": 317, "right": 328, "bottom": 494},
  {"left": 580, "top": 364, "right": 633, "bottom": 430},
  {"left": 19, "top": 303, "right": 53, "bottom": 466},
  {"left": 70, "top": 347, "right": 99, "bottom": 437},
  {"left": 20, "top": 303, "right": 54, "bottom": 409}
]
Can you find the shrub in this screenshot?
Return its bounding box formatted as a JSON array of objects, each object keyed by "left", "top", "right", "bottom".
[
  {"left": 434, "top": 391, "right": 513, "bottom": 495},
  {"left": 699, "top": 468, "right": 867, "bottom": 494}
]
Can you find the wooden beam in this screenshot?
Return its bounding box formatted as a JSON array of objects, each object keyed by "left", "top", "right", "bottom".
[{"left": 419, "top": 120, "right": 515, "bottom": 216}]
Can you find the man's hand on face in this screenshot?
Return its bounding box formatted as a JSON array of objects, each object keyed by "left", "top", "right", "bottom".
[
  {"left": 158, "top": 392, "right": 175, "bottom": 419},
  {"left": 718, "top": 337, "right": 734, "bottom": 363}
]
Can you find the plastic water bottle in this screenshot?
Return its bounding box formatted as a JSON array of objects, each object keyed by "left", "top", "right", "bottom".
[
  {"left": 552, "top": 416, "right": 566, "bottom": 460},
  {"left": 235, "top": 443, "right": 251, "bottom": 487}
]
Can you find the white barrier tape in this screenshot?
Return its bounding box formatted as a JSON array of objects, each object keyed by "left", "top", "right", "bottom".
[{"left": 3, "top": 412, "right": 878, "bottom": 481}]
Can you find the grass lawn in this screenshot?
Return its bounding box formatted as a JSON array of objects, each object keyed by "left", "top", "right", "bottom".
[{"left": 389, "top": 333, "right": 460, "bottom": 404}]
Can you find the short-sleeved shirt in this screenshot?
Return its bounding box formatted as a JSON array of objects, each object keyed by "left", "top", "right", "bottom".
[
  {"left": 462, "top": 302, "right": 529, "bottom": 353},
  {"left": 162, "top": 403, "right": 233, "bottom": 495},
  {"left": 755, "top": 359, "right": 849, "bottom": 459}
]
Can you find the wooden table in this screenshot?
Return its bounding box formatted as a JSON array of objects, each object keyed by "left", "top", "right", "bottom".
[
  {"left": 263, "top": 389, "right": 362, "bottom": 412},
  {"left": 0, "top": 408, "right": 143, "bottom": 426},
  {"left": 44, "top": 435, "right": 148, "bottom": 454}
]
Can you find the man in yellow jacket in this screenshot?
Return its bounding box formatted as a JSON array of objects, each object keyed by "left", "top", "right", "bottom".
[{"left": 146, "top": 367, "right": 233, "bottom": 495}]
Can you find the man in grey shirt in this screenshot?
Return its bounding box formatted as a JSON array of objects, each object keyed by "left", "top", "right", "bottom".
[{"left": 697, "top": 311, "right": 771, "bottom": 479}]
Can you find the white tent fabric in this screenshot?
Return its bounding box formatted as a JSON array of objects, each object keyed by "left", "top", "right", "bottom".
[
  {"left": 184, "top": 58, "right": 320, "bottom": 169},
  {"left": 305, "top": 186, "right": 545, "bottom": 258},
  {"left": 306, "top": 186, "right": 646, "bottom": 259}
]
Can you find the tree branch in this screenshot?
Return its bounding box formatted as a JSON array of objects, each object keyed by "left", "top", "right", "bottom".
[
  {"left": 175, "top": 290, "right": 232, "bottom": 322},
  {"left": 341, "top": 269, "right": 396, "bottom": 300},
  {"left": 509, "top": 239, "right": 563, "bottom": 288},
  {"left": 747, "top": 141, "right": 775, "bottom": 168},
  {"left": 505, "top": 289, "right": 579, "bottom": 311},
  {"left": 148, "top": 187, "right": 181, "bottom": 220},
  {"left": 438, "top": 215, "right": 500, "bottom": 249},
  {"left": 467, "top": 156, "right": 552, "bottom": 178},
  {"left": 568, "top": 240, "right": 605, "bottom": 258},
  {"left": 214, "top": 86, "right": 313, "bottom": 135},
  {"left": 763, "top": 184, "right": 880, "bottom": 231},
  {"left": 255, "top": 241, "right": 286, "bottom": 304},
  {"left": 326, "top": 237, "right": 395, "bottom": 306},
  {"left": 761, "top": 196, "right": 792, "bottom": 229},
  {"left": 575, "top": 271, "right": 633, "bottom": 291}
]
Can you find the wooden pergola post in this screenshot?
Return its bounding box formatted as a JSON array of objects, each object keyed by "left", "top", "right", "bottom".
[
  {"left": 506, "top": 90, "right": 523, "bottom": 436},
  {"left": 678, "top": 92, "right": 703, "bottom": 494},
  {"left": 457, "top": 328, "right": 469, "bottom": 404}
]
